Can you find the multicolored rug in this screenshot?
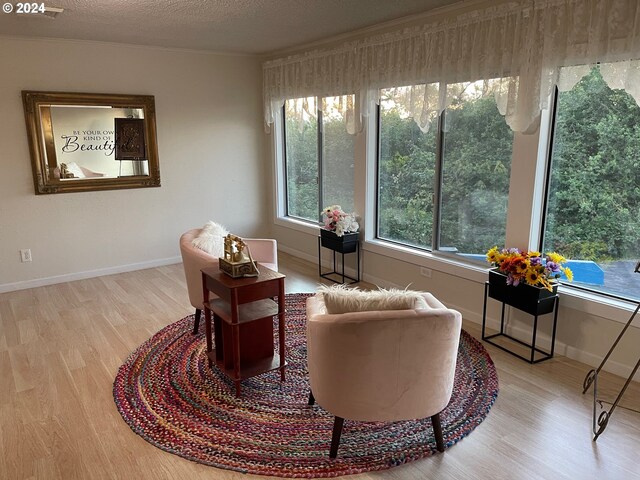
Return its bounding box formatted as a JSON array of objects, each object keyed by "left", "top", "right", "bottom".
[{"left": 114, "top": 293, "right": 498, "bottom": 478}]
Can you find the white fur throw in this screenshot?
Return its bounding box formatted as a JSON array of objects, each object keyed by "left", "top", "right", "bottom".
[
  {"left": 192, "top": 221, "right": 229, "bottom": 257},
  {"left": 317, "top": 284, "right": 429, "bottom": 314}
]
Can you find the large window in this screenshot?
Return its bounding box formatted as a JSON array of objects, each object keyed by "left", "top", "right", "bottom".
[
  {"left": 543, "top": 65, "right": 640, "bottom": 301},
  {"left": 283, "top": 97, "right": 355, "bottom": 223},
  {"left": 377, "top": 86, "right": 437, "bottom": 249},
  {"left": 377, "top": 82, "right": 513, "bottom": 256}
]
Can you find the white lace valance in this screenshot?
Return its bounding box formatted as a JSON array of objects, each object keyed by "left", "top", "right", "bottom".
[
  {"left": 285, "top": 95, "right": 362, "bottom": 135},
  {"left": 263, "top": 0, "right": 640, "bottom": 133}
]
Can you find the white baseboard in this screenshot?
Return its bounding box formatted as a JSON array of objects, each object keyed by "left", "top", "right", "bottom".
[
  {"left": 279, "top": 244, "right": 405, "bottom": 289},
  {"left": 279, "top": 244, "right": 320, "bottom": 267},
  {"left": 0, "top": 256, "right": 182, "bottom": 293},
  {"left": 561, "top": 344, "right": 640, "bottom": 382},
  {"left": 449, "top": 301, "right": 639, "bottom": 382},
  {"left": 280, "top": 243, "right": 364, "bottom": 284}
]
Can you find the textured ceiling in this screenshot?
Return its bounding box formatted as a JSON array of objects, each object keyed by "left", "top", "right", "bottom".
[{"left": 0, "top": 0, "right": 463, "bottom": 54}]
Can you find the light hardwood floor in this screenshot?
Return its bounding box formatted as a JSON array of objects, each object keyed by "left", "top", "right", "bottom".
[{"left": 1, "top": 252, "right": 639, "bottom": 480}]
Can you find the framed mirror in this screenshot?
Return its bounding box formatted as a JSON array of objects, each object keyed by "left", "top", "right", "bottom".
[{"left": 22, "top": 91, "right": 161, "bottom": 194}]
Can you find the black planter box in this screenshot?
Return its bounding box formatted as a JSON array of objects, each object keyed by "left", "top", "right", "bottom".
[
  {"left": 488, "top": 269, "right": 558, "bottom": 316},
  {"left": 319, "top": 230, "right": 359, "bottom": 253}
]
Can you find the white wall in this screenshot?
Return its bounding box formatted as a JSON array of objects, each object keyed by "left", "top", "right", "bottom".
[{"left": 0, "top": 36, "right": 268, "bottom": 291}]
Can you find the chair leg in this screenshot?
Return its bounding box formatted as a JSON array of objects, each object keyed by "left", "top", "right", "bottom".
[
  {"left": 431, "top": 413, "right": 445, "bottom": 452},
  {"left": 329, "top": 416, "right": 344, "bottom": 458},
  {"left": 308, "top": 390, "right": 315, "bottom": 406},
  {"left": 193, "top": 308, "right": 201, "bottom": 335}
]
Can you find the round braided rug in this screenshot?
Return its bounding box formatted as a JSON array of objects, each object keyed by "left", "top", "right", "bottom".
[{"left": 113, "top": 293, "right": 498, "bottom": 478}]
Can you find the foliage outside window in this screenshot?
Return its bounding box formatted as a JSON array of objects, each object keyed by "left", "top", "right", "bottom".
[
  {"left": 377, "top": 81, "right": 513, "bottom": 256},
  {"left": 543, "top": 66, "right": 640, "bottom": 301},
  {"left": 378, "top": 86, "right": 437, "bottom": 249},
  {"left": 283, "top": 97, "right": 355, "bottom": 223},
  {"left": 284, "top": 98, "right": 318, "bottom": 221}
]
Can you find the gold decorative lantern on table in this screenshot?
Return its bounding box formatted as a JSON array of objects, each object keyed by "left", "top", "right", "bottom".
[{"left": 219, "top": 234, "right": 260, "bottom": 278}]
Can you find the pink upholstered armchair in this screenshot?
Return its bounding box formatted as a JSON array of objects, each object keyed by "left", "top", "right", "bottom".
[
  {"left": 179, "top": 228, "right": 278, "bottom": 334},
  {"left": 306, "top": 292, "right": 462, "bottom": 458}
]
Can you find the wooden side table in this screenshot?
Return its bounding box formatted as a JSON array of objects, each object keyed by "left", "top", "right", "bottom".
[{"left": 201, "top": 265, "right": 286, "bottom": 397}]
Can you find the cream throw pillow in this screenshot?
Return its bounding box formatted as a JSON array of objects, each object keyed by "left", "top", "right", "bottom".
[
  {"left": 64, "top": 162, "right": 86, "bottom": 178},
  {"left": 317, "top": 284, "right": 428, "bottom": 314},
  {"left": 192, "top": 221, "right": 229, "bottom": 257}
]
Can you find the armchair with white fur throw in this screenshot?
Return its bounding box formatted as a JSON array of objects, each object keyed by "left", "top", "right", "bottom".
[
  {"left": 306, "top": 285, "right": 462, "bottom": 458},
  {"left": 179, "top": 222, "right": 278, "bottom": 335}
]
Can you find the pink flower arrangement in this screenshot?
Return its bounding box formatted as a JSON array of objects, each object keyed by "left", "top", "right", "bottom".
[{"left": 321, "top": 205, "right": 359, "bottom": 237}]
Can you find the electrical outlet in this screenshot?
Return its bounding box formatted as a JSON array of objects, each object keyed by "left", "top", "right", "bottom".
[
  {"left": 20, "top": 249, "right": 32, "bottom": 263},
  {"left": 420, "top": 266, "right": 432, "bottom": 278}
]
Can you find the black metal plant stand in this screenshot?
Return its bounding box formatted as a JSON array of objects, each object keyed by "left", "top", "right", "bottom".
[
  {"left": 317, "top": 231, "right": 360, "bottom": 284},
  {"left": 482, "top": 281, "right": 560, "bottom": 363},
  {"left": 582, "top": 302, "right": 640, "bottom": 441}
]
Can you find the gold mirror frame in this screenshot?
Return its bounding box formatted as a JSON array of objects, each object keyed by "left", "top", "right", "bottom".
[{"left": 22, "top": 91, "right": 161, "bottom": 194}]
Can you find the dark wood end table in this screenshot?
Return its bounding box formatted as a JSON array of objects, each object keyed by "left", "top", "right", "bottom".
[{"left": 201, "top": 265, "right": 286, "bottom": 397}]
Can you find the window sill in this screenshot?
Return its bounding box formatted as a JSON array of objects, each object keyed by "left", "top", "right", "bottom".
[
  {"left": 363, "top": 238, "right": 639, "bottom": 324},
  {"left": 273, "top": 217, "right": 639, "bottom": 325},
  {"left": 556, "top": 286, "right": 638, "bottom": 323},
  {"left": 274, "top": 215, "right": 319, "bottom": 236}
]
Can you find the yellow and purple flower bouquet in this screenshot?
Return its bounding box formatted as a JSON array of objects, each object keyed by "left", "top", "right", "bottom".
[{"left": 486, "top": 246, "right": 573, "bottom": 291}]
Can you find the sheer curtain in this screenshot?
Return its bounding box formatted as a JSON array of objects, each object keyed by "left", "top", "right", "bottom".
[
  {"left": 558, "top": 60, "right": 640, "bottom": 106},
  {"left": 263, "top": 0, "right": 640, "bottom": 133},
  {"left": 285, "top": 95, "right": 360, "bottom": 134}
]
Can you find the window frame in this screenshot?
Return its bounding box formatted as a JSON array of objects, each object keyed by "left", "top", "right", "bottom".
[
  {"left": 373, "top": 103, "right": 440, "bottom": 254},
  {"left": 539, "top": 80, "right": 640, "bottom": 304},
  {"left": 537, "top": 86, "right": 558, "bottom": 252},
  {"left": 281, "top": 97, "right": 355, "bottom": 227},
  {"left": 374, "top": 83, "right": 511, "bottom": 262},
  {"left": 281, "top": 103, "right": 320, "bottom": 224},
  {"left": 271, "top": 81, "right": 640, "bottom": 324}
]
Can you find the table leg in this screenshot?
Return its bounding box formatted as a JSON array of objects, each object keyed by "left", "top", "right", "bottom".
[
  {"left": 204, "top": 306, "right": 212, "bottom": 367},
  {"left": 279, "top": 316, "right": 286, "bottom": 381},
  {"left": 230, "top": 290, "right": 242, "bottom": 397},
  {"left": 278, "top": 280, "right": 286, "bottom": 381},
  {"left": 232, "top": 322, "right": 241, "bottom": 396}
]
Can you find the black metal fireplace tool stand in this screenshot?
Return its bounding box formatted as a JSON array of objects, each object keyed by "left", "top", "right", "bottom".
[{"left": 582, "top": 262, "right": 640, "bottom": 441}]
